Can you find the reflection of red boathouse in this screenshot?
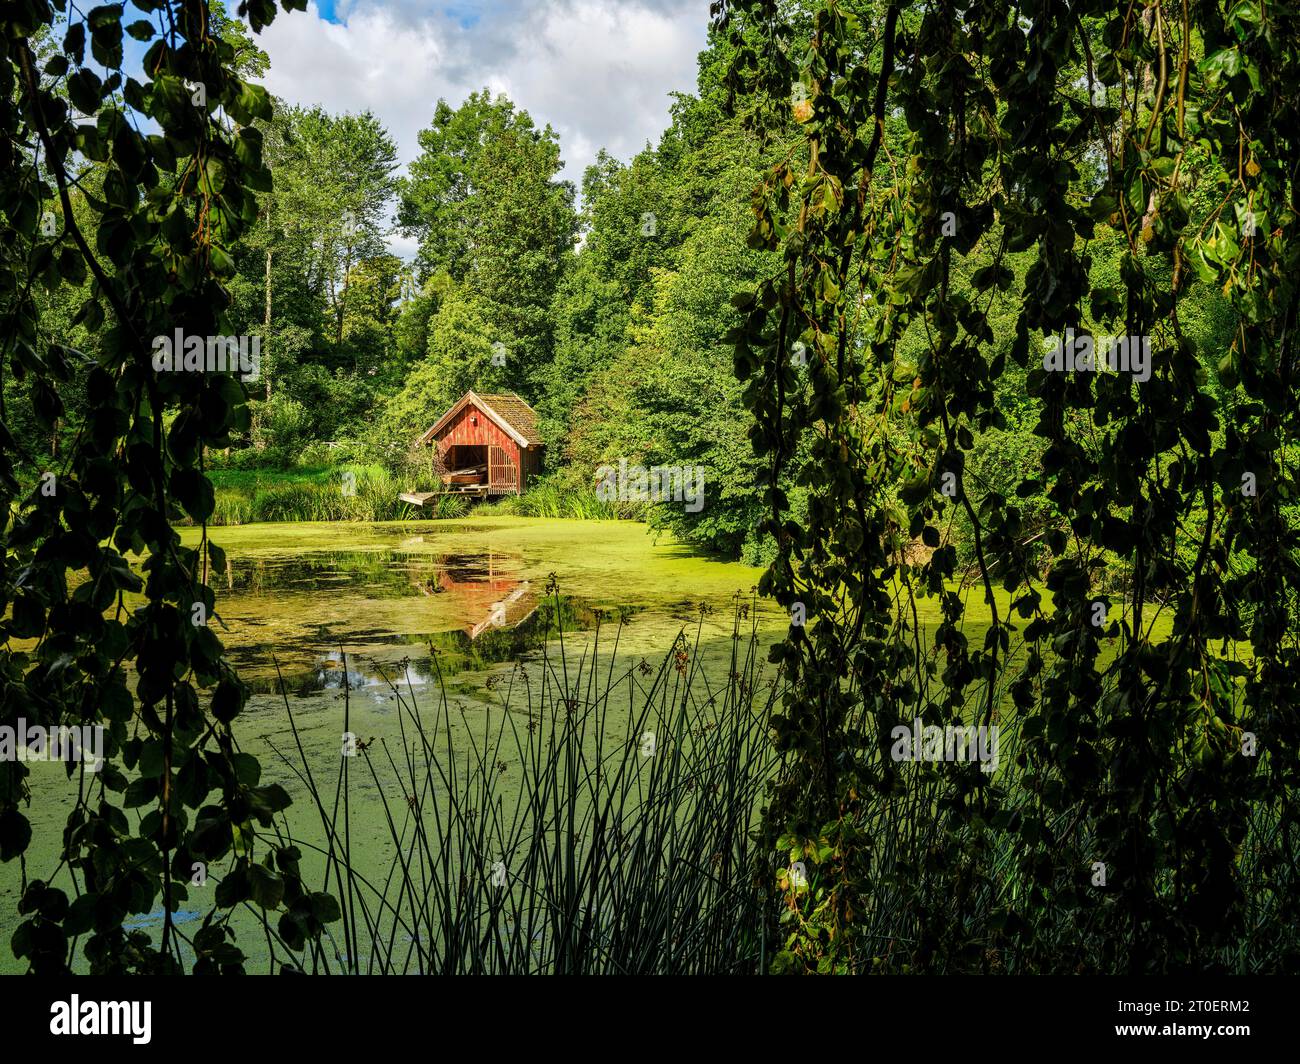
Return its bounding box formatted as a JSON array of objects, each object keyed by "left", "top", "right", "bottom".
[{"left": 414, "top": 553, "right": 537, "bottom": 639}]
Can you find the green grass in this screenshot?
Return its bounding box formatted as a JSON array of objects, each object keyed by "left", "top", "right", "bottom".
[
  {"left": 494, "top": 477, "right": 639, "bottom": 520},
  {"left": 197, "top": 467, "right": 638, "bottom": 526},
  {"left": 200, "top": 465, "right": 470, "bottom": 525}
]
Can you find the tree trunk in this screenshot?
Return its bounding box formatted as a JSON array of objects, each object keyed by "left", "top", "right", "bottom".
[
  {"left": 337, "top": 248, "right": 351, "bottom": 348},
  {"left": 264, "top": 247, "right": 272, "bottom": 401}
]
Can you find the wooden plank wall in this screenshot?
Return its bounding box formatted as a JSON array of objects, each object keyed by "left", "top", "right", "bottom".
[
  {"left": 488, "top": 446, "right": 518, "bottom": 493},
  {"left": 436, "top": 404, "right": 515, "bottom": 453},
  {"left": 428, "top": 401, "right": 545, "bottom": 494}
]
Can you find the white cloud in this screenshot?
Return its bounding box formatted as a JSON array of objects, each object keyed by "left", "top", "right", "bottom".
[
  {"left": 252, "top": 0, "right": 708, "bottom": 258},
  {"left": 385, "top": 230, "right": 422, "bottom": 261}
]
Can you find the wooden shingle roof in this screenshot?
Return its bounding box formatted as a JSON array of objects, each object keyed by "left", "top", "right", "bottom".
[{"left": 418, "top": 391, "right": 544, "bottom": 449}]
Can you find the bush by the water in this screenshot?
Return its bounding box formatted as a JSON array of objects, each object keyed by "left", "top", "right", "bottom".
[
  {"left": 200, "top": 465, "right": 464, "bottom": 525},
  {"left": 198, "top": 466, "right": 637, "bottom": 526}
]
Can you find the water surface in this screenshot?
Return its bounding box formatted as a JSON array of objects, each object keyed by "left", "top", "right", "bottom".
[{"left": 1, "top": 517, "right": 777, "bottom": 972}]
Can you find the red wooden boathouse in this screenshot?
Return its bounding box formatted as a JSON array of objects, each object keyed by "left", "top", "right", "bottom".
[{"left": 401, "top": 391, "right": 544, "bottom": 504}]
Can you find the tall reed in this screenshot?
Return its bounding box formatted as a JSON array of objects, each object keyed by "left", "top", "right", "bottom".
[
  {"left": 202, "top": 466, "right": 471, "bottom": 525},
  {"left": 258, "top": 592, "right": 779, "bottom": 974}
]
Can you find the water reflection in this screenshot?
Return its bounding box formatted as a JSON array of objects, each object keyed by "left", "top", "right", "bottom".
[
  {"left": 217, "top": 546, "right": 545, "bottom": 637},
  {"left": 409, "top": 552, "right": 539, "bottom": 637},
  {"left": 242, "top": 599, "right": 641, "bottom": 696},
  {"left": 205, "top": 540, "right": 660, "bottom": 697},
  {"left": 216, "top": 546, "right": 521, "bottom": 601}
]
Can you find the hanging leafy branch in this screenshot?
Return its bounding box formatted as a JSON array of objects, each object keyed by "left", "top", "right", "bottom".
[
  {"left": 0, "top": 0, "right": 345, "bottom": 974},
  {"left": 715, "top": 0, "right": 1300, "bottom": 974}
]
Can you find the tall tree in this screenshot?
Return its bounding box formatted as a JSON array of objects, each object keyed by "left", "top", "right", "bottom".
[
  {"left": 398, "top": 91, "right": 576, "bottom": 395},
  {"left": 234, "top": 104, "right": 398, "bottom": 397}
]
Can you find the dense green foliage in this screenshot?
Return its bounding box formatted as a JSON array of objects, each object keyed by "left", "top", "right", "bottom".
[
  {"left": 3, "top": 0, "right": 325, "bottom": 973},
  {"left": 4, "top": 0, "right": 1298, "bottom": 977},
  {"left": 6, "top": 4, "right": 1254, "bottom": 573},
  {"left": 4, "top": 8, "right": 800, "bottom": 560},
  {"left": 719, "top": 0, "right": 1300, "bottom": 972}
]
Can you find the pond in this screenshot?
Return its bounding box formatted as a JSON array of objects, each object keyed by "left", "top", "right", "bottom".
[
  {"left": 2, "top": 516, "right": 1191, "bottom": 973},
  {"left": 4, "top": 516, "right": 1073, "bottom": 972},
  {"left": 188, "top": 516, "right": 774, "bottom": 696},
  {"left": 1, "top": 516, "right": 780, "bottom": 972}
]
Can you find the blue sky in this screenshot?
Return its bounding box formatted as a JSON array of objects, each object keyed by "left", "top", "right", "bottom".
[
  {"left": 101, "top": 1, "right": 709, "bottom": 258},
  {"left": 252, "top": 0, "right": 709, "bottom": 256}
]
